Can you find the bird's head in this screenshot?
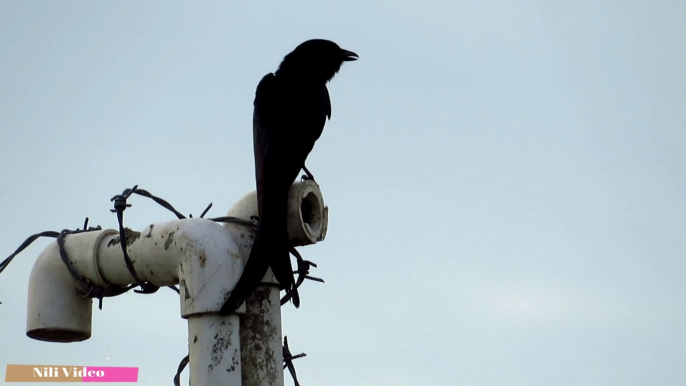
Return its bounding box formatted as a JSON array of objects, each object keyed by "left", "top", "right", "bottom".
[{"left": 277, "top": 39, "right": 358, "bottom": 82}]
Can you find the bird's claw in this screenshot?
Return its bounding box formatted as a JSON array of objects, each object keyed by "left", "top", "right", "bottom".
[
  {"left": 301, "top": 166, "right": 316, "bottom": 182},
  {"left": 300, "top": 173, "right": 315, "bottom": 182}
]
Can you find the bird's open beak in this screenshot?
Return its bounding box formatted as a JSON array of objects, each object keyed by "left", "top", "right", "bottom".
[{"left": 341, "top": 49, "right": 359, "bottom": 61}]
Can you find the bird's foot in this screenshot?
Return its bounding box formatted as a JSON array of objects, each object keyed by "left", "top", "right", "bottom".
[{"left": 301, "top": 166, "right": 316, "bottom": 182}]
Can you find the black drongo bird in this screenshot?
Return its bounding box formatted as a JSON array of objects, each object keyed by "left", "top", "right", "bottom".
[{"left": 219, "top": 39, "right": 358, "bottom": 315}]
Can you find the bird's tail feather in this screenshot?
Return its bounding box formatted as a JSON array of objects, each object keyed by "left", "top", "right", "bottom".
[{"left": 218, "top": 230, "right": 272, "bottom": 316}]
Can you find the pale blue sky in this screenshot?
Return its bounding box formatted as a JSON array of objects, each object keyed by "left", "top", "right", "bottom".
[{"left": 1, "top": 1, "right": 685, "bottom": 385}]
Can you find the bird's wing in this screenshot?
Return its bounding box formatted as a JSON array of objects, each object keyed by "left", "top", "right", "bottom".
[
  {"left": 253, "top": 73, "right": 278, "bottom": 217},
  {"left": 254, "top": 73, "right": 278, "bottom": 132},
  {"left": 324, "top": 86, "right": 331, "bottom": 120},
  {"left": 220, "top": 73, "right": 300, "bottom": 315}
]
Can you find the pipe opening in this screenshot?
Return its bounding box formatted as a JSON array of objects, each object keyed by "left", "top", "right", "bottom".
[
  {"left": 27, "top": 328, "right": 89, "bottom": 343},
  {"left": 300, "top": 192, "right": 322, "bottom": 233}
]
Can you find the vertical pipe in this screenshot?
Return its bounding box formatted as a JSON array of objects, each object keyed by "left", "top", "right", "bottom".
[
  {"left": 188, "top": 314, "right": 243, "bottom": 386},
  {"left": 240, "top": 285, "right": 283, "bottom": 386}
]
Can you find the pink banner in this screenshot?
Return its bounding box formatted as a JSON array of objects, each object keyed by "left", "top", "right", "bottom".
[{"left": 82, "top": 367, "right": 138, "bottom": 383}]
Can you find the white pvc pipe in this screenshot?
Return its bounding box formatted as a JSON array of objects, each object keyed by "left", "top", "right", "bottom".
[
  {"left": 224, "top": 180, "right": 327, "bottom": 287},
  {"left": 237, "top": 286, "right": 284, "bottom": 386},
  {"left": 27, "top": 219, "right": 243, "bottom": 342},
  {"left": 25, "top": 181, "right": 328, "bottom": 386},
  {"left": 224, "top": 180, "right": 327, "bottom": 386},
  {"left": 188, "top": 313, "right": 242, "bottom": 385}
]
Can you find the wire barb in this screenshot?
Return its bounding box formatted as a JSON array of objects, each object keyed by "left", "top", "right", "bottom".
[
  {"left": 281, "top": 247, "right": 324, "bottom": 306},
  {"left": 199, "top": 203, "right": 213, "bottom": 219},
  {"left": 283, "top": 336, "right": 306, "bottom": 386}
]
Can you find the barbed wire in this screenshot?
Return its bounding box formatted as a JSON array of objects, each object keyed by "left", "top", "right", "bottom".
[
  {"left": 2, "top": 184, "right": 323, "bottom": 303},
  {"left": 281, "top": 247, "right": 325, "bottom": 305},
  {"left": 173, "top": 355, "right": 190, "bottom": 386},
  {"left": 1, "top": 184, "right": 320, "bottom": 385},
  {"left": 283, "top": 336, "right": 307, "bottom": 386},
  {"left": 0, "top": 218, "right": 134, "bottom": 309}
]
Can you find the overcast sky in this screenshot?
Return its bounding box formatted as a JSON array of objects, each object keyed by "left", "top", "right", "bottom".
[{"left": 1, "top": 1, "right": 685, "bottom": 385}]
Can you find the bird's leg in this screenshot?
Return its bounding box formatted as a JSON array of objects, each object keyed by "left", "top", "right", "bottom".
[{"left": 300, "top": 165, "right": 315, "bottom": 182}]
